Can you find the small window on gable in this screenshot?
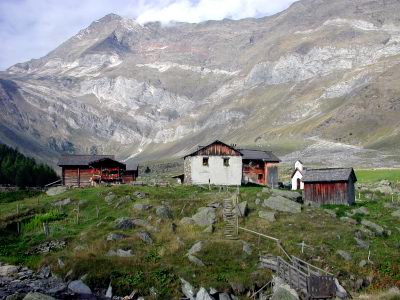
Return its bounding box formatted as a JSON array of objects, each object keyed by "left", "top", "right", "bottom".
[
  {"left": 223, "top": 157, "right": 230, "bottom": 166},
  {"left": 258, "top": 173, "right": 264, "bottom": 180},
  {"left": 203, "top": 157, "right": 209, "bottom": 166}
]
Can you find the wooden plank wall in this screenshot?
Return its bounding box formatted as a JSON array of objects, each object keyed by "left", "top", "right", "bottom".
[
  {"left": 63, "top": 167, "right": 78, "bottom": 186},
  {"left": 195, "top": 143, "right": 241, "bottom": 156},
  {"left": 304, "top": 181, "right": 350, "bottom": 205},
  {"left": 243, "top": 160, "right": 266, "bottom": 185},
  {"left": 62, "top": 167, "right": 92, "bottom": 187},
  {"left": 266, "top": 163, "right": 278, "bottom": 187}
]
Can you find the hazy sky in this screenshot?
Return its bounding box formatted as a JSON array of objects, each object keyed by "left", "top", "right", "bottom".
[{"left": 0, "top": 0, "right": 297, "bottom": 70}]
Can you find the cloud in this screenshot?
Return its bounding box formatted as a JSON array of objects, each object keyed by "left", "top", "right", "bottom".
[
  {"left": 0, "top": 0, "right": 297, "bottom": 70},
  {"left": 136, "top": 0, "right": 297, "bottom": 24}
]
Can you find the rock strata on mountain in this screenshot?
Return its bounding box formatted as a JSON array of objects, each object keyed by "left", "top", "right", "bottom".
[{"left": 1, "top": 0, "right": 400, "bottom": 166}]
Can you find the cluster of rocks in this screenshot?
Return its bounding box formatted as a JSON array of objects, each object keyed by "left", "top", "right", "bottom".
[
  {"left": 0, "top": 262, "right": 96, "bottom": 300},
  {"left": 180, "top": 277, "right": 248, "bottom": 300},
  {"left": 104, "top": 191, "right": 148, "bottom": 208},
  {"left": 357, "top": 180, "right": 399, "bottom": 195},
  {"left": 26, "top": 240, "right": 66, "bottom": 255}
]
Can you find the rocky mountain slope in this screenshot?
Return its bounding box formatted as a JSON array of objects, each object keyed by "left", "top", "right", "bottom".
[{"left": 1, "top": 0, "right": 400, "bottom": 167}]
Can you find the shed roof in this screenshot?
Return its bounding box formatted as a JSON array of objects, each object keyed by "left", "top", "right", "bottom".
[
  {"left": 88, "top": 157, "right": 126, "bottom": 168},
  {"left": 57, "top": 155, "right": 115, "bottom": 166},
  {"left": 239, "top": 149, "right": 280, "bottom": 162},
  {"left": 302, "top": 168, "right": 357, "bottom": 183}
]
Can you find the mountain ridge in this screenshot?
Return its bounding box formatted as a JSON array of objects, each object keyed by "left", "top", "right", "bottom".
[{"left": 1, "top": 0, "right": 400, "bottom": 168}]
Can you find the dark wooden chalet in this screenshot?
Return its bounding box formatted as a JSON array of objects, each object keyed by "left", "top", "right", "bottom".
[
  {"left": 239, "top": 149, "right": 280, "bottom": 187},
  {"left": 302, "top": 168, "right": 357, "bottom": 206},
  {"left": 58, "top": 155, "right": 138, "bottom": 187}
]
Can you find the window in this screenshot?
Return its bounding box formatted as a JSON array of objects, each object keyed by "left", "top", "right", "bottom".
[
  {"left": 258, "top": 174, "right": 264, "bottom": 181},
  {"left": 203, "top": 157, "right": 209, "bottom": 166},
  {"left": 223, "top": 157, "right": 230, "bottom": 166}
]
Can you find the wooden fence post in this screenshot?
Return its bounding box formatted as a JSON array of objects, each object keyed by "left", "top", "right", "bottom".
[
  {"left": 16, "top": 204, "right": 20, "bottom": 234},
  {"left": 96, "top": 206, "right": 100, "bottom": 219},
  {"left": 43, "top": 222, "right": 49, "bottom": 237},
  {"left": 76, "top": 203, "right": 80, "bottom": 224}
]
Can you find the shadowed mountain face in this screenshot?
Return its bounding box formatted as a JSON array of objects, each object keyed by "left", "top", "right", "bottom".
[{"left": 1, "top": 0, "right": 400, "bottom": 167}]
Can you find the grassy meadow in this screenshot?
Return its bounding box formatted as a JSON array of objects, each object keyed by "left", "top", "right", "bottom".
[{"left": 0, "top": 169, "right": 399, "bottom": 298}]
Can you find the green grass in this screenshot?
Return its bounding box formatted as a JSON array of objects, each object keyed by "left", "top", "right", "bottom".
[
  {"left": 356, "top": 169, "right": 400, "bottom": 183},
  {"left": 0, "top": 182, "right": 399, "bottom": 298},
  {"left": 0, "top": 190, "right": 42, "bottom": 204}
]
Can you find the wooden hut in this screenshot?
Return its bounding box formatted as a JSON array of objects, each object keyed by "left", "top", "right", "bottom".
[
  {"left": 58, "top": 155, "right": 138, "bottom": 187},
  {"left": 302, "top": 168, "right": 357, "bottom": 206}
]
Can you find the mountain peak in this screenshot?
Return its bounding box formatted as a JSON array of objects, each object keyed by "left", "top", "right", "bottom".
[{"left": 96, "top": 13, "right": 123, "bottom": 23}]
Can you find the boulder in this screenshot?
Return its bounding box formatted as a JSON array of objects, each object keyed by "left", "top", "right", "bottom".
[
  {"left": 23, "top": 293, "right": 56, "bottom": 300},
  {"left": 133, "top": 191, "right": 146, "bottom": 199},
  {"left": 336, "top": 250, "right": 352, "bottom": 261},
  {"left": 188, "top": 255, "right": 205, "bottom": 267},
  {"left": 324, "top": 209, "right": 337, "bottom": 218},
  {"left": 263, "top": 196, "right": 301, "bottom": 213},
  {"left": 105, "top": 194, "right": 116, "bottom": 204},
  {"left": 188, "top": 241, "right": 204, "bottom": 255},
  {"left": 340, "top": 217, "right": 357, "bottom": 225},
  {"left": 133, "top": 203, "right": 152, "bottom": 211},
  {"left": 196, "top": 287, "right": 213, "bottom": 300},
  {"left": 132, "top": 219, "right": 157, "bottom": 231},
  {"left": 156, "top": 205, "right": 173, "bottom": 219},
  {"left": 271, "top": 276, "right": 299, "bottom": 300},
  {"left": 351, "top": 207, "right": 369, "bottom": 215},
  {"left": 53, "top": 198, "right": 71, "bottom": 207},
  {"left": 258, "top": 211, "right": 276, "bottom": 222},
  {"left": 207, "top": 202, "right": 221, "bottom": 209},
  {"left": 68, "top": 280, "right": 92, "bottom": 295},
  {"left": 106, "top": 249, "right": 133, "bottom": 257},
  {"left": 0, "top": 264, "right": 19, "bottom": 276},
  {"left": 392, "top": 210, "right": 400, "bottom": 218},
  {"left": 234, "top": 201, "right": 248, "bottom": 217},
  {"left": 137, "top": 231, "right": 153, "bottom": 244},
  {"left": 180, "top": 278, "right": 196, "bottom": 300},
  {"left": 334, "top": 278, "right": 348, "bottom": 299},
  {"left": 38, "top": 265, "right": 51, "bottom": 278},
  {"left": 359, "top": 260, "right": 367, "bottom": 268},
  {"left": 114, "top": 196, "right": 131, "bottom": 208},
  {"left": 242, "top": 241, "right": 252, "bottom": 255},
  {"left": 255, "top": 198, "right": 262, "bottom": 205},
  {"left": 361, "top": 220, "right": 384, "bottom": 236},
  {"left": 46, "top": 186, "right": 67, "bottom": 196},
  {"left": 106, "top": 233, "right": 128, "bottom": 241},
  {"left": 229, "top": 282, "right": 245, "bottom": 294},
  {"left": 180, "top": 217, "right": 196, "bottom": 225},
  {"left": 106, "top": 283, "right": 112, "bottom": 298},
  {"left": 271, "top": 190, "right": 302, "bottom": 202},
  {"left": 192, "top": 207, "right": 216, "bottom": 226},
  {"left": 354, "top": 237, "right": 369, "bottom": 249},
  {"left": 219, "top": 293, "right": 231, "bottom": 300},
  {"left": 115, "top": 217, "right": 135, "bottom": 230}
]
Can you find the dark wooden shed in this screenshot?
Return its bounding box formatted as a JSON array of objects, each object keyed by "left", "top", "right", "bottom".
[
  {"left": 302, "top": 168, "right": 357, "bottom": 206},
  {"left": 58, "top": 155, "right": 138, "bottom": 187}
]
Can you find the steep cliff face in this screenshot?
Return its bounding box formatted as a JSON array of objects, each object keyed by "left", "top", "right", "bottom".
[{"left": 1, "top": 0, "right": 400, "bottom": 166}]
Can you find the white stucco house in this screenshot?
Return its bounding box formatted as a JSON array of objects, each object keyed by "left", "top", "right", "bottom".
[
  {"left": 183, "top": 140, "right": 243, "bottom": 185},
  {"left": 183, "top": 140, "right": 280, "bottom": 186},
  {"left": 291, "top": 160, "right": 306, "bottom": 190}
]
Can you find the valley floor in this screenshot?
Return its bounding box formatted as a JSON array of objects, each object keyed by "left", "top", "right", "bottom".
[{"left": 0, "top": 171, "right": 399, "bottom": 299}]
